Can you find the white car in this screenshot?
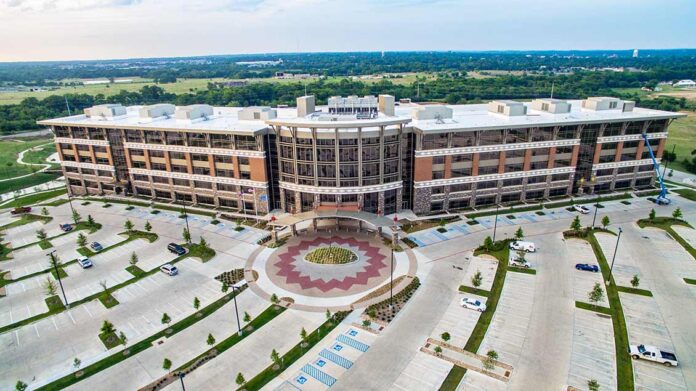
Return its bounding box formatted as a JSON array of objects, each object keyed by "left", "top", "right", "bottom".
[
  {"left": 160, "top": 264, "right": 178, "bottom": 276},
  {"left": 509, "top": 241, "right": 536, "bottom": 253},
  {"left": 510, "top": 258, "right": 531, "bottom": 268},
  {"left": 77, "top": 256, "right": 93, "bottom": 269},
  {"left": 573, "top": 204, "right": 591, "bottom": 214},
  {"left": 460, "top": 297, "right": 487, "bottom": 312}
]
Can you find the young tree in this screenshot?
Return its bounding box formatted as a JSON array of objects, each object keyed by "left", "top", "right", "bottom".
[
  {"left": 73, "top": 357, "right": 82, "bottom": 370},
  {"left": 236, "top": 372, "right": 246, "bottom": 387},
  {"left": 270, "top": 348, "right": 281, "bottom": 367},
  {"left": 182, "top": 228, "right": 191, "bottom": 243},
  {"left": 144, "top": 221, "right": 152, "bottom": 232},
  {"left": 206, "top": 333, "right": 216, "bottom": 347},
  {"left": 673, "top": 207, "right": 683, "bottom": 219},
  {"left": 47, "top": 254, "right": 62, "bottom": 274},
  {"left": 99, "top": 280, "right": 108, "bottom": 293},
  {"left": 649, "top": 208, "right": 656, "bottom": 221},
  {"left": 631, "top": 274, "right": 640, "bottom": 288},
  {"left": 362, "top": 319, "right": 371, "bottom": 327},
  {"left": 300, "top": 327, "right": 308, "bottom": 343},
  {"left": 41, "top": 207, "right": 49, "bottom": 216},
  {"left": 570, "top": 216, "right": 582, "bottom": 232},
  {"left": 482, "top": 349, "right": 499, "bottom": 372},
  {"left": 325, "top": 309, "right": 332, "bottom": 320},
  {"left": 76, "top": 232, "right": 87, "bottom": 248},
  {"left": 161, "top": 313, "right": 171, "bottom": 325},
  {"left": 100, "top": 320, "right": 116, "bottom": 335},
  {"left": 193, "top": 297, "right": 200, "bottom": 310},
  {"left": 434, "top": 346, "right": 443, "bottom": 356},
  {"left": 601, "top": 215, "right": 610, "bottom": 229},
  {"left": 129, "top": 252, "right": 138, "bottom": 266},
  {"left": 72, "top": 209, "right": 82, "bottom": 224},
  {"left": 44, "top": 277, "right": 57, "bottom": 297},
  {"left": 163, "top": 358, "right": 172, "bottom": 370},
  {"left": 124, "top": 219, "right": 134, "bottom": 233},
  {"left": 87, "top": 214, "right": 95, "bottom": 227},
  {"left": 441, "top": 332, "right": 451, "bottom": 342},
  {"left": 515, "top": 227, "right": 524, "bottom": 240},
  {"left": 243, "top": 311, "right": 251, "bottom": 322},
  {"left": 588, "top": 283, "right": 604, "bottom": 308},
  {"left": 483, "top": 236, "right": 494, "bottom": 251},
  {"left": 199, "top": 236, "right": 209, "bottom": 249},
  {"left": 471, "top": 270, "right": 483, "bottom": 288},
  {"left": 588, "top": 379, "right": 600, "bottom": 391},
  {"left": 119, "top": 331, "right": 127, "bottom": 346},
  {"left": 36, "top": 228, "right": 47, "bottom": 241},
  {"left": 15, "top": 381, "right": 28, "bottom": 391},
  {"left": 270, "top": 293, "right": 279, "bottom": 303}
]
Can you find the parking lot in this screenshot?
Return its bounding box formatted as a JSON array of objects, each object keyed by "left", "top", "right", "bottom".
[
  {"left": 1, "top": 273, "right": 53, "bottom": 327},
  {"left": 567, "top": 308, "right": 616, "bottom": 390},
  {"left": 565, "top": 238, "right": 610, "bottom": 307},
  {"left": 389, "top": 352, "right": 453, "bottom": 391}
]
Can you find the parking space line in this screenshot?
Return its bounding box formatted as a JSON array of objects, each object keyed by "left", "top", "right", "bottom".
[
  {"left": 33, "top": 324, "right": 40, "bottom": 338},
  {"left": 127, "top": 321, "right": 140, "bottom": 336},
  {"left": 67, "top": 311, "right": 77, "bottom": 325},
  {"left": 51, "top": 317, "right": 59, "bottom": 330},
  {"left": 14, "top": 330, "right": 20, "bottom": 346},
  {"left": 83, "top": 305, "right": 93, "bottom": 318},
  {"left": 26, "top": 305, "right": 32, "bottom": 318}
]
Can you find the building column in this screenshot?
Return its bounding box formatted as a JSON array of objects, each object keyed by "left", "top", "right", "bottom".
[
  {"left": 497, "top": 151, "right": 506, "bottom": 174},
  {"left": 547, "top": 147, "right": 557, "bottom": 169},
  {"left": 592, "top": 144, "right": 602, "bottom": 165},
  {"left": 614, "top": 142, "right": 624, "bottom": 163}
]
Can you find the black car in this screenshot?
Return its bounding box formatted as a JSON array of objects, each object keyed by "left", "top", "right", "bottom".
[
  {"left": 59, "top": 223, "right": 73, "bottom": 232},
  {"left": 575, "top": 263, "right": 599, "bottom": 272},
  {"left": 168, "top": 243, "right": 186, "bottom": 255}
]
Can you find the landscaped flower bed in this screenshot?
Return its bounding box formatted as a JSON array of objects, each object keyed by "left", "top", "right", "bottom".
[
  {"left": 365, "top": 277, "right": 420, "bottom": 323},
  {"left": 305, "top": 246, "right": 357, "bottom": 264},
  {"left": 215, "top": 269, "right": 245, "bottom": 285}
]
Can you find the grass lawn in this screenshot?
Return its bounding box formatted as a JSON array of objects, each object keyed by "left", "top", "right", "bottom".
[
  {"left": 184, "top": 242, "right": 216, "bottom": 262},
  {"left": 50, "top": 267, "right": 68, "bottom": 279},
  {"left": 0, "top": 213, "right": 52, "bottom": 230},
  {"left": 45, "top": 295, "right": 65, "bottom": 311},
  {"left": 98, "top": 293, "right": 120, "bottom": 309},
  {"left": 0, "top": 172, "right": 62, "bottom": 194},
  {"left": 0, "top": 137, "right": 54, "bottom": 180},
  {"left": 575, "top": 301, "right": 613, "bottom": 315},
  {"left": 665, "top": 112, "right": 696, "bottom": 173},
  {"left": 125, "top": 265, "right": 145, "bottom": 277},
  {"left": 440, "top": 240, "right": 509, "bottom": 391},
  {"left": 98, "top": 331, "right": 123, "bottom": 350},
  {"left": 39, "top": 239, "right": 53, "bottom": 249},
  {"left": 458, "top": 285, "right": 490, "bottom": 297},
  {"left": 1, "top": 188, "right": 67, "bottom": 209},
  {"left": 673, "top": 188, "right": 696, "bottom": 202},
  {"left": 616, "top": 286, "right": 653, "bottom": 296},
  {"left": 684, "top": 278, "right": 696, "bottom": 285},
  {"left": 120, "top": 230, "right": 158, "bottom": 243},
  {"left": 508, "top": 266, "right": 537, "bottom": 275}
]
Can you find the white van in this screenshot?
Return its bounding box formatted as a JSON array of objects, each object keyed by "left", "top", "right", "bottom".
[{"left": 509, "top": 240, "right": 536, "bottom": 253}]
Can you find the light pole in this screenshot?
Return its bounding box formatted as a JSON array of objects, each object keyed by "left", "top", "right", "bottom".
[
  {"left": 65, "top": 187, "right": 78, "bottom": 225},
  {"left": 609, "top": 227, "right": 623, "bottom": 284},
  {"left": 591, "top": 201, "right": 600, "bottom": 228},
  {"left": 270, "top": 215, "right": 277, "bottom": 245},
  {"left": 232, "top": 285, "right": 242, "bottom": 336},
  {"left": 48, "top": 250, "right": 69, "bottom": 308},
  {"left": 492, "top": 204, "right": 500, "bottom": 242},
  {"left": 178, "top": 372, "right": 186, "bottom": 391}
]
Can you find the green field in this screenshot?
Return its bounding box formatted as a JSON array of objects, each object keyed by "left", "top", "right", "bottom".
[
  {"left": 665, "top": 112, "right": 696, "bottom": 173},
  {"left": 0, "top": 137, "right": 55, "bottom": 180}
]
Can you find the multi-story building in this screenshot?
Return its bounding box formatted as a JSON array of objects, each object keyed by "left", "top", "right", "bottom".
[{"left": 39, "top": 95, "right": 683, "bottom": 216}]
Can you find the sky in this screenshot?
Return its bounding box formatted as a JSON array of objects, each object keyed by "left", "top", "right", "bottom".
[{"left": 0, "top": 0, "right": 695, "bottom": 62}]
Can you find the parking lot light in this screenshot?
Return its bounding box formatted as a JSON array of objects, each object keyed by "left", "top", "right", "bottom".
[
  {"left": 232, "top": 285, "right": 242, "bottom": 336},
  {"left": 178, "top": 372, "right": 186, "bottom": 391},
  {"left": 48, "top": 250, "right": 70, "bottom": 308},
  {"left": 492, "top": 204, "right": 500, "bottom": 242},
  {"left": 591, "top": 201, "right": 600, "bottom": 228},
  {"left": 608, "top": 227, "right": 623, "bottom": 285}
]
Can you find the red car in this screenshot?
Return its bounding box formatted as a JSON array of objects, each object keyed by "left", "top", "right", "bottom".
[{"left": 11, "top": 207, "right": 31, "bottom": 215}]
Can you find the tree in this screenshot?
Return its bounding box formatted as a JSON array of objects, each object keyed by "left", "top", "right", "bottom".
[
  {"left": 44, "top": 277, "right": 57, "bottom": 297},
  {"left": 243, "top": 311, "right": 251, "bottom": 322},
  {"left": 193, "top": 297, "right": 200, "bottom": 310},
  {"left": 270, "top": 293, "right": 279, "bottom": 303},
  {"left": 72, "top": 209, "right": 82, "bottom": 224},
  {"left": 221, "top": 282, "right": 229, "bottom": 293},
  {"left": 325, "top": 309, "right": 332, "bottom": 320},
  {"left": 47, "top": 254, "right": 62, "bottom": 274},
  {"left": 672, "top": 207, "right": 683, "bottom": 219},
  {"left": 161, "top": 313, "right": 171, "bottom": 325},
  {"left": 119, "top": 331, "right": 127, "bottom": 346},
  {"left": 236, "top": 372, "right": 246, "bottom": 387},
  {"left": 441, "top": 332, "right": 451, "bottom": 342},
  {"left": 124, "top": 219, "right": 134, "bottom": 232},
  {"left": 144, "top": 221, "right": 152, "bottom": 232},
  {"left": 182, "top": 228, "right": 191, "bottom": 243},
  {"left": 87, "top": 215, "right": 95, "bottom": 227},
  {"left": 206, "top": 333, "right": 215, "bottom": 347},
  {"left": 482, "top": 349, "right": 498, "bottom": 372},
  {"left": 631, "top": 274, "right": 640, "bottom": 288},
  {"left": 434, "top": 346, "right": 443, "bottom": 356},
  {"left": 100, "top": 320, "right": 115, "bottom": 335},
  {"left": 471, "top": 270, "right": 483, "bottom": 288},
  {"left": 73, "top": 357, "right": 81, "bottom": 370},
  {"left": 99, "top": 280, "right": 108, "bottom": 293},
  {"left": 300, "top": 327, "right": 308, "bottom": 342},
  {"left": 515, "top": 227, "right": 524, "bottom": 240},
  {"left": 163, "top": 358, "right": 172, "bottom": 370},
  {"left": 483, "top": 236, "right": 494, "bottom": 251},
  {"left": 588, "top": 283, "right": 604, "bottom": 308},
  {"left": 41, "top": 207, "right": 49, "bottom": 216},
  {"left": 362, "top": 319, "right": 371, "bottom": 327},
  {"left": 601, "top": 216, "right": 610, "bottom": 229},
  {"left": 199, "top": 236, "right": 209, "bottom": 249},
  {"left": 129, "top": 252, "right": 138, "bottom": 266},
  {"left": 77, "top": 232, "right": 87, "bottom": 248},
  {"left": 649, "top": 208, "right": 656, "bottom": 221},
  {"left": 15, "top": 381, "right": 28, "bottom": 391},
  {"left": 588, "top": 379, "right": 600, "bottom": 391},
  {"left": 270, "top": 348, "right": 281, "bottom": 367},
  {"left": 570, "top": 216, "right": 582, "bottom": 232},
  {"left": 36, "top": 228, "right": 47, "bottom": 241}
]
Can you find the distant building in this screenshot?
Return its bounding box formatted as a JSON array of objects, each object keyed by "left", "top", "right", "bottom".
[
  {"left": 674, "top": 79, "right": 696, "bottom": 88},
  {"left": 633, "top": 49, "right": 639, "bottom": 58},
  {"left": 221, "top": 80, "right": 248, "bottom": 88}
]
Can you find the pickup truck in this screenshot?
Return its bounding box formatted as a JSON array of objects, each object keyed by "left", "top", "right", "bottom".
[{"left": 629, "top": 344, "right": 679, "bottom": 367}]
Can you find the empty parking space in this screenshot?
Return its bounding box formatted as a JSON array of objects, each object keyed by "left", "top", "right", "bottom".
[
  {"left": 4, "top": 220, "right": 44, "bottom": 247},
  {"left": 389, "top": 351, "right": 453, "bottom": 391},
  {"left": 462, "top": 253, "right": 497, "bottom": 292},
  {"left": 432, "top": 292, "right": 483, "bottom": 348},
  {"left": 565, "top": 239, "right": 609, "bottom": 307},
  {"left": 0, "top": 274, "right": 51, "bottom": 327},
  {"left": 595, "top": 232, "right": 652, "bottom": 290},
  {"left": 567, "top": 309, "right": 616, "bottom": 391}
]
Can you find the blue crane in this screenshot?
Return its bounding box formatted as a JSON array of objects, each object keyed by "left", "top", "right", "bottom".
[{"left": 642, "top": 133, "right": 670, "bottom": 205}]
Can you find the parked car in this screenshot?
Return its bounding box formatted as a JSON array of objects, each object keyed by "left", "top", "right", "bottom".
[
  {"left": 77, "top": 256, "right": 93, "bottom": 268},
  {"left": 59, "top": 223, "right": 73, "bottom": 232},
  {"left": 510, "top": 258, "right": 531, "bottom": 268},
  {"left": 575, "top": 263, "right": 599, "bottom": 272},
  {"left": 630, "top": 344, "right": 678, "bottom": 367},
  {"left": 90, "top": 242, "right": 103, "bottom": 252},
  {"left": 509, "top": 240, "right": 536, "bottom": 253},
  {"left": 573, "top": 204, "right": 591, "bottom": 214},
  {"left": 11, "top": 207, "right": 31, "bottom": 215},
  {"left": 460, "top": 297, "right": 487, "bottom": 312},
  {"left": 160, "top": 264, "right": 179, "bottom": 276},
  {"left": 167, "top": 243, "right": 187, "bottom": 256}
]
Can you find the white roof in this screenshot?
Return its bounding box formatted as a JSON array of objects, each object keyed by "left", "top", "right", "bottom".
[{"left": 39, "top": 99, "right": 683, "bottom": 135}]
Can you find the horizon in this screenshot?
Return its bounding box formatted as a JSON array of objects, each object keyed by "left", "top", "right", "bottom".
[{"left": 1, "top": 0, "right": 695, "bottom": 62}]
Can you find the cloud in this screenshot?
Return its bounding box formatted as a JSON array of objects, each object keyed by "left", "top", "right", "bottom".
[{"left": 1, "top": 0, "right": 141, "bottom": 12}]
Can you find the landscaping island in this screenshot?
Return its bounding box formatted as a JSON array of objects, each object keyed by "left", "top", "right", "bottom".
[{"left": 305, "top": 246, "right": 358, "bottom": 265}]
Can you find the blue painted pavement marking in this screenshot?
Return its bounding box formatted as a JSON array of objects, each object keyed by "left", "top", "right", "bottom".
[
  {"left": 301, "top": 364, "right": 337, "bottom": 387},
  {"left": 336, "top": 334, "right": 369, "bottom": 352},
  {"left": 320, "top": 348, "right": 353, "bottom": 369}
]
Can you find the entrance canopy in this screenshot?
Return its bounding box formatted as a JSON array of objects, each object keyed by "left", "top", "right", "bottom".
[{"left": 269, "top": 209, "right": 396, "bottom": 228}]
